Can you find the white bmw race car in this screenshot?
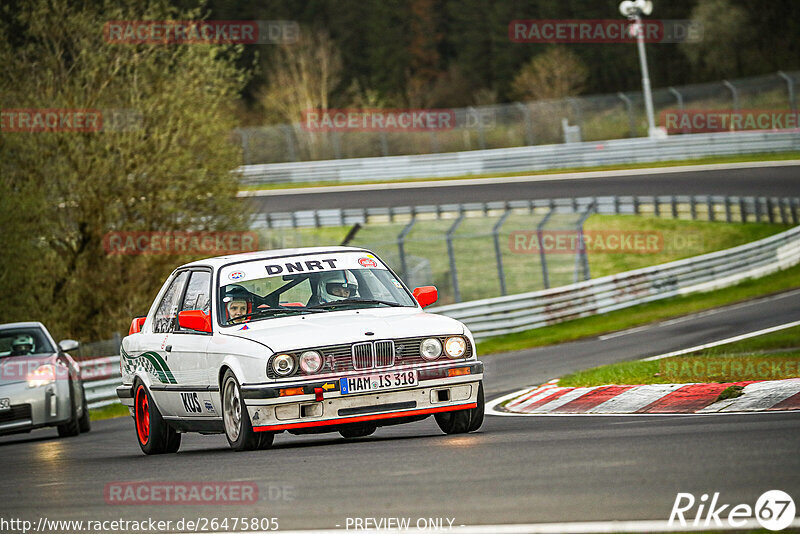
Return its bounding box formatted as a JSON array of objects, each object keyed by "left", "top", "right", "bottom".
[{"left": 117, "top": 246, "right": 484, "bottom": 454}]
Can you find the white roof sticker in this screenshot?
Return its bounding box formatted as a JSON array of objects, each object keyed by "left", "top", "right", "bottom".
[{"left": 219, "top": 251, "right": 387, "bottom": 286}]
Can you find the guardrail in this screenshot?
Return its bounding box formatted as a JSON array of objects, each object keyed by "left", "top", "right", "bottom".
[
  {"left": 79, "top": 356, "right": 122, "bottom": 410},
  {"left": 238, "top": 130, "right": 800, "bottom": 186},
  {"left": 253, "top": 194, "right": 800, "bottom": 229},
  {"left": 430, "top": 225, "right": 800, "bottom": 338}
]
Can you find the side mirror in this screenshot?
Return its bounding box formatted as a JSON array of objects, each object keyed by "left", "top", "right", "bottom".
[
  {"left": 58, "top": 339, "right": 80, "bottom": 352},
  {"left": 178, "top": 310, "right": 212, "bottom": 333},
  {"left": 412, "top": 286, "right": 438, "bottom": 308},
  {"left": 129, "top": 316, "right": 146, "bottom": 335}
]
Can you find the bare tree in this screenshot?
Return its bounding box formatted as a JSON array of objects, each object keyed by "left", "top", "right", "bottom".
[{"left": 510, "top": 47, "right": 588, "bottom": 102}]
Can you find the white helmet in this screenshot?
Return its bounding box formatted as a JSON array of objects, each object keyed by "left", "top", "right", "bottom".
[
  {"left": 318, "top": 271, "right": 358, "bottom": 303},
  {"left": 11, "top": 334, "right": 35, "bottom": 355}
]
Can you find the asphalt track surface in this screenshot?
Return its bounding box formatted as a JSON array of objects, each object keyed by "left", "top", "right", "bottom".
[
  {"left": 2, "top": 291, "right": 799, "bottom": 531},
  {"left": 244, "top": 163, "right": 800, "bottom": 213}
]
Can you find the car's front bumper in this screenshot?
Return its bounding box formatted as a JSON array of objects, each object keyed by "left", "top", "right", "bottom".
[
  {"left": 0, "top": 381, "right": 71, "bottom": 435},
  {"left": 240, "top": 361, "right": 483, "bottom": 432}
]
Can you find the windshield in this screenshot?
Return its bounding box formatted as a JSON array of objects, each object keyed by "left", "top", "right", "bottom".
[
  {"left": 218, "top": 252, "right": 416, "bottom": 326},
  {"left": 0, "top": 327, "right": 56, "bottom": 358}
]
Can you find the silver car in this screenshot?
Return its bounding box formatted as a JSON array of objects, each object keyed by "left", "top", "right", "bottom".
[{"left": 0, "top": 322, "right": 90, "bottom": 437}]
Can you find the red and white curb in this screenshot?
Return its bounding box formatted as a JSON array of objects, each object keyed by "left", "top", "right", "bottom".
[{"left": 487, "top": 378, "right": 800, "bottom": 416}]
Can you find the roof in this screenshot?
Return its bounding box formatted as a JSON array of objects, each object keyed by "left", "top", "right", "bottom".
[
  {"left": 0, "top": 321, "right": 47, "bottom": 331},
  {"left": 179, "top": 245, "right": 371, "bottom": 269}
]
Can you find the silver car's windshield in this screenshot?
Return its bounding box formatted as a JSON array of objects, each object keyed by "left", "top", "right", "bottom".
[
  {"left": 0, "top": 328, "right": 56, "bottom": 358},
  {"left": 218, "top": 252, "right": 416, "bottom": 326}
]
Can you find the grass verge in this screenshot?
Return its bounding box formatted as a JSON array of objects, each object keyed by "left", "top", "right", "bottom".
[
  {"left": 89, "top": 402, "right": 129, "bottom": 421},
  {"left": 476, "top": 262, "right": 800, "bottom": 356},
  {"left": 558, "top": 326, "right": 800, "bottom": 387},
  {"left": 240, "top": 151, "right": 800, "bottom": 192}
]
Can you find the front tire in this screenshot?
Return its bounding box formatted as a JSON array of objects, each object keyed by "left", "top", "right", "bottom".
[
  {"left": 78, "top": 383, "right": 91, "bottom": 433},
  {"left": 222, "top": 370, "right": 265, "bottom": 451},
  {"left": 435, "top": 381, "right": 484, "bottom": 435},
  {"left": 57, "top": 381, "right": 81, "bottom": 437},
  {"left": 134, "top": 382, "right": 181, "bottom": 454},
  {"left": 339, "top": 424, "right": 376, "bottom": 439}
]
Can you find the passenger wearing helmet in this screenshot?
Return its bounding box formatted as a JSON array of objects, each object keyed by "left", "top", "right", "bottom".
[
  {"left": 223, "top": 285, "right": 253, "bottom": 324},
  {"left": 11, "top": 334, "right": 35, "bottom": 356},
  {"left": 317, "top": 271, "right": 359, "bottom": 304}
]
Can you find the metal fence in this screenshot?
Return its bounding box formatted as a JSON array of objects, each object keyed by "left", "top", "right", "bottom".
[
  {"left": 430, "top": 224, "right": 800, "bottom": 339},
  {"left": 237, "top": 130, "right": 800, "bottom": 186},
  {"left": 254, "top": 195, "right": 800, "bottom": 306},
  {"left": 234, "top": 71, "right": 800, "bottom": 166}
]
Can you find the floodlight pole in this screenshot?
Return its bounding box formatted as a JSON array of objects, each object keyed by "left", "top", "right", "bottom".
[{"left": 628, "top": 12, "right": 658, "bottom": 137}]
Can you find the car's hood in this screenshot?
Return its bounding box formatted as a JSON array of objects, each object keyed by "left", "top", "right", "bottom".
[
  {"left": 0, "top": 353, "right": 56, "bottom": 386},
  {"left": 220, "top": 308, "right": 465, "bottom": 352}
]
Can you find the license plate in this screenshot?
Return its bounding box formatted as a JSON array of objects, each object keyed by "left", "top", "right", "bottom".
[
  {"left": 0, "top": 398, "right": 10, "bottom": 411},
  {"left": 340, "top": 370, "right": 418, "bottom": 395}
]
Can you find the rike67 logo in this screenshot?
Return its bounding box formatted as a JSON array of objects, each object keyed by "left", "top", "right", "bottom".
[{"left": 669, "top": 490, "right": 796, "bottom": 531}]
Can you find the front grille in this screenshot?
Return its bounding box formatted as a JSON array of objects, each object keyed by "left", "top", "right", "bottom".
[
  {"left": 266, "top": 335, "right": 472, "bottom": 378},
  {"left": 352, "top": 342, "right": 373, "bottom": 371},
  {"left": 374, "top": 340, "right": 394, "bottom": 368},
  {"left": 0, "top": 404, "right": 32, "bottom": 424}
]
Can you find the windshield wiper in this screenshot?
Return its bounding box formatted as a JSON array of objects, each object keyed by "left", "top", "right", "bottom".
[
  {"left": 309, "top": 299, "right": 404, "bottom": 309},
  {"left": 231, "top": 307, "right": 324, "bottom": 324}
]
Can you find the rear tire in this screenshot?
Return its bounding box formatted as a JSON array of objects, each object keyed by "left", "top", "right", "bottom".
[
  {"left": 57, "top": 381, "right": 81, "bottom": 438},
  {"left": 78, "top": 384, "right": 91, "bottom": 433},
  {"left": 222, "top": 370, "right": 263, "bottom": 451},
  {"left": 134, "top": 382, "right": 181, "bottom": 454},
  {"left": 339, "top": 424, "right": 376, "bottom": 439}
]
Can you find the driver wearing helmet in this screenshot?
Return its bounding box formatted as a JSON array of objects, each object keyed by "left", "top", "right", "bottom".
[
  {"left": 317, "top": 271, "right": 359, "bottom": 304},
  {"left": 223, "top": 285, "right": 253, "bottom": 324},
  {"left": 10, "top": 334, "right": 35, "bottom": 356}
]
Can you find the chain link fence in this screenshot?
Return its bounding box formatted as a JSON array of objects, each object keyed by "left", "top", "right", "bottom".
[{"left": 234, "top": 71, "right": 800, "bottom": 165}]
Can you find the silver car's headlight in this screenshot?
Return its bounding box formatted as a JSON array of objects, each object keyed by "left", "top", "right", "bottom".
[
  {"left": 27, "top": 364, "right": 56, "bottom": 388},
  {"left": 420, "top": 338, "right": 442, "bottom": 361},
  {"left": 271, "top": 354, "right": 296, "bottom": 377},
  {"left": 444, "top": 336, "right": 467, "bottom": 358},
  {"left": 299, "top": 351, "right": 323, "bottom": 374}
]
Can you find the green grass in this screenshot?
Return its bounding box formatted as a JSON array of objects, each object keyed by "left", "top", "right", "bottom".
[
  {"left": 476, "top": 262, "right": 800, "bottom": 356},
  {"left": 239, "top": 151, "right": 800, "bottom": 191},
  {"left": 558, "top": 326, "right": 800, "bottom": 387},
  {"left": 89, "top": 403, "right": 130, "bottom": 421}
]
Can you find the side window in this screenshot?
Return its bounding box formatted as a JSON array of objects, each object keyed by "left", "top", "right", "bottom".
[
  {"left": 153, "top": 271, "right": 189, "bottom": 334},
  {"left": 180, "top": 271, "right": 212, "bottom": 314}
]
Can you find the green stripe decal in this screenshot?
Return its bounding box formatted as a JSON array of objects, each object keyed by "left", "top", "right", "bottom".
[{"left": 121, "top": 348, "right": 178, "bottom": 384}]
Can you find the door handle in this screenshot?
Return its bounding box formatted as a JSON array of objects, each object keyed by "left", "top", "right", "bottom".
[{"left": 165, "top": 345, "right": 172, "bottom": 352}]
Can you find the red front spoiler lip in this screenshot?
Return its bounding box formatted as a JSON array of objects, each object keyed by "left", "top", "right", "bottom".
[{"left": 252, "top": 402, "right": 477, "bottom": 432}]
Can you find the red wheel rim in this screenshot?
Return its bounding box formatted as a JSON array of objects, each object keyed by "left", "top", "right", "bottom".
[{"left": 135, "top": 385, "right": 150, "bottom": 445}]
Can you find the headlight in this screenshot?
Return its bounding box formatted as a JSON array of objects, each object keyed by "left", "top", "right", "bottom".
[
  {"left": 420, "top": 338, "right": 442, "bottom": 361},
  {"left": 299, "top": 351, "right": 323, "bottom": 374},
  {"left": 27, "top": 364, "right": 56, "bottom": 387},
  {"left": 271, "top": 354, "right": 296, "bottom": 377},
  {"left": 444, "top": 336, "right": 467, "bottom": 358}
]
